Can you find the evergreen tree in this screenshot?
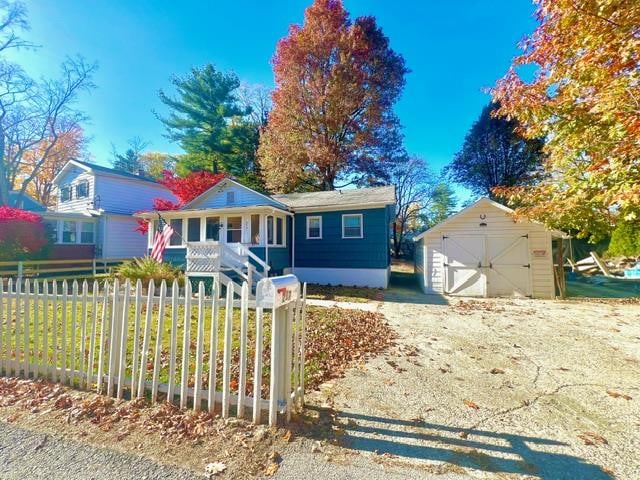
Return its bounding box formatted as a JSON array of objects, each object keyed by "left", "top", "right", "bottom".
[{"left": 447, "top": 102, "right": 545, "bottom": 198}]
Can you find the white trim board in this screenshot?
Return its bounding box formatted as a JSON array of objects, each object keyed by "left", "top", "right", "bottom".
[{"left": 293, "top": 267, "right": 389, "bottom": 289}]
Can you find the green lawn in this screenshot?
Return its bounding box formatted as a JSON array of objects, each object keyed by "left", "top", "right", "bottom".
[{"left": 0, "top": 294, "right": 276, "bottom": 397}]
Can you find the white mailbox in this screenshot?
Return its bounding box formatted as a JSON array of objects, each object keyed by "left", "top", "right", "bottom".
[{"left": 256, "top": 274, "right": 300, "bottom": 309}]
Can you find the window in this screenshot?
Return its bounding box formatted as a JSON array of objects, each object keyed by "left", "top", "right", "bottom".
[
  {"left": 226, "top": 216, "right": 242, "bottom": 243},
  {"left": 205, "top": 216, "right": 220, "bottom": 241},
  {"left": 187, "top": 218, "right": 201, "bottom": 242},
  {"left": 62, "top": 221, "right": 77, "bottom": 243},
  {"left": 45, "top": 220, "right": 59, "bottom": 244},
  {"left": 342, "top": 214, "right": 363, "bottom": 239},
  {"left": 250, "top": 214, "right": 260, "bottom": 244},
  {"left": 306, "top": 216, "right": 322, "bottom": 239},
  {"left": 267, "top": 216, "right": 285, "bottom": 247},
  {"left": 60, "top": 186, "right": 72, "bottom": 202},
  {"left": 169, "top": 219, "right": 183, "bottom": 246},
  {"left": 76, "top": 181, "right": 89, "bottom": 198},
  {"left": 226, "top": 191, "right": 235, "bottom": 205},
  {"left": 80, "top": 222, "right": 94, "bottom": 244}
]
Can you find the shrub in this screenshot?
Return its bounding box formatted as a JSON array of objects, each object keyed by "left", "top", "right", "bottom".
[
  {"left": 115, "top": 257, "right": 184, "bottom": 287},
  {"left": 607, "top": 221, "right": 640, "bottom": 257},
  {"left": 0, "top": 206, "right": 50, "bottom": 261}
]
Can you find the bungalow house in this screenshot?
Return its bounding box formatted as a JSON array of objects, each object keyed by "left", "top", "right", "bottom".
[
  {"left": 41, "top": 160, "right": 176, "bottom": 260},
  {"left": 136, "top": 179, "right": 396, "bottom": 289}
]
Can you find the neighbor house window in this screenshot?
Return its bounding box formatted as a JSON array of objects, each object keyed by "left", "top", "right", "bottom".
[
  {"left": 306, "top": 216, "right": 322, "bottom": 239},
  {"left": 62, "top": 221, "right": 77, "bottom": 243},
  {"left": 80, "top": 222, "right": 94, "bottom": 244},
  {"left": 60, "top": 186, "right": 72, "bottom": 202},
  {"left": 226, "top": 216, "right": 242, "bottom": 243},
  {"left": 342, "top": 214, "right": 363, "bottom": 239},
  {"left": 267, "top": 216, "right": 285, "bottom": 247},
  {"left": 205, "top": 216, "right": 220, "bottom": 241},
  {"left": 76, "top": 181, "right": 89, "bottom": 198},
  {"left": 250, "top": 214, "right": 260, "bottom": 244},
  {"left": 169, "top": 219, "right": 183, "bottom": 246},
  {"left": 187, "top": 218, "right": 201, "bottom": 242}
]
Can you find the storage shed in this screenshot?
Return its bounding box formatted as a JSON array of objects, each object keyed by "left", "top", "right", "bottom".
[{"left": 414, "top": 198, "right": 568, "bottom": 299}]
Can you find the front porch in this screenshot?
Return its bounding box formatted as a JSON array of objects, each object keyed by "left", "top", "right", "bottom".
[{"left": 139, "top": 206, "right": 293, "bottom": 290}]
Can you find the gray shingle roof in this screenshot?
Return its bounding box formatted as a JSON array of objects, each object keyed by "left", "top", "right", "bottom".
[
  {"left": 74, "top": 160, "right": 159, "bottom": 183},
  {"left": 273, "top": 186, "right": 395, "bottom": 209}
]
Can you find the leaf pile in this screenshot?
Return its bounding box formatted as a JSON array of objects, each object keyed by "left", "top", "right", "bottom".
[{"left": 303, "top": 307, "right": 397, "bottom": 390}]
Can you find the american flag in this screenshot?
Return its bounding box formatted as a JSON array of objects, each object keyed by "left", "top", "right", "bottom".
[{"left": 150, "top": 219, "right": 174, "bottom": 262}]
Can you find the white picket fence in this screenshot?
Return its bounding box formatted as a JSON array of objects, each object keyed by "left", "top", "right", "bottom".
[{"left": 0, "top": 275, "right": 307, "bottom": 426}]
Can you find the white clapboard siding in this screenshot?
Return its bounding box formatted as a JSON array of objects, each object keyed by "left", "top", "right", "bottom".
[{"left": 0, "top": 276, "right": 306, "bottom": 426}]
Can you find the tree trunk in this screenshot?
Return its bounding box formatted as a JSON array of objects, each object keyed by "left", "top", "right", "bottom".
[
  {"left": 392, "top": 222, "right": 402, "bottom": 258},
  {"left": 0, "top": 133, "right": 10, "bottom": 205}
]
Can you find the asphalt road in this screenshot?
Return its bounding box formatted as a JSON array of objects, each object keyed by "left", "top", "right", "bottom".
[{"left": 0, "top": 422, "right": 203, "bottom": 480}]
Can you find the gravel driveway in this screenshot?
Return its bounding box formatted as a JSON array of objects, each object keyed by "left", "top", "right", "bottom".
[{"left": 277, "top": 292, "right": 640, "bottom": 480}]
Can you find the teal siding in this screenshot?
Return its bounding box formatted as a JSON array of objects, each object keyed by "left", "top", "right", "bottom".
[
  {"left": 163, "top": 248, "right": 187, "bottom": 267},
  {"left": 294, "top": 208, "right": 391, "bottom": 269}
]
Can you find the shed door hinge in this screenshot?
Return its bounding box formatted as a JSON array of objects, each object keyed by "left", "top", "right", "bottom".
[
  {"left": 442, "top": 236, "right": 448, "bottom": 240},
  {"left": 522, "top": 234, "right": 529, "bottom": 239},
  {"left": 523, "top": 264, "right": 531, "bottom": 268}
]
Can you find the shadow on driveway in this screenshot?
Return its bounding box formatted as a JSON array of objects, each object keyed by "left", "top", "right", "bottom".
[
  {"left": 384, "top": 271, "right": 449, "bottom": 305},
  {"left": 303, "top": 407, "right": 613, "bottom": 480}
]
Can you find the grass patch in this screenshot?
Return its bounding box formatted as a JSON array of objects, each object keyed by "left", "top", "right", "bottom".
[
  {"left": 306, "top": 284, "right": 383, "bottom": 303},
  {"left": 1, "top": 293, "right": 395, "bottom": 399}
]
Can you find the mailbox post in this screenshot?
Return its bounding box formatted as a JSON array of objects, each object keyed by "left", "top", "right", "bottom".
[{"left": 256, "top": 275, "right": 300, "bottom": 427}]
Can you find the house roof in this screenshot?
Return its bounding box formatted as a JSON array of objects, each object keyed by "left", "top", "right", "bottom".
[
  {"left": 9, "top": 191, "right": 46, "bottom": 212},
  {"left": 413, "top": 197, "right": 569, "bottom": 241},
  {"left": 273, "top": 186, "right": 396, "bottom": 210},
  {"left": 53, "top": 159, "right": 160, "bottom": 185}
]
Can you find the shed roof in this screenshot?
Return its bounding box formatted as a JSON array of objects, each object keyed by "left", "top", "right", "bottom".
[
  {"left": 413, "top": 197, "right": 569, "bottom": 241},
  {"left": 273, "top": 186, "right": 395, "bottom": 210}
]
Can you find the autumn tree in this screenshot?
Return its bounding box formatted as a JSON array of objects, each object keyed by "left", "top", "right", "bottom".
[
  {"left": 491, "top": 0, "right": 640, "bottom": 241},
  {"left": 19, "top": 123, "right": 86, "bottom": 206},
  {"left": 389, "top": 156, "right": 454, "bottom": 257},
  {"left": 447, "top": 102, "right": 545, "bottom": 198},
  {"left": 258, "top": 0, "right": 408, "bottom": 192},
  {"left": 139, "top": 151, "right": 177, "bottom": 180},
  {"left": 0, "top": 2, "right": 95, "bottom": 206}
]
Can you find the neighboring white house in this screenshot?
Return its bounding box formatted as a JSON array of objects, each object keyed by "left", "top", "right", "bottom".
[
  {"left": 43, "top": 160, "right": 176, "bottom": 259},
  {"left": 414, "top": 197, "right": 568, "bottom": 299}
]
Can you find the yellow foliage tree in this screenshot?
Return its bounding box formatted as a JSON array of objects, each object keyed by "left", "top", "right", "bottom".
[
  {"left": 491, "top": 0, "right": 640, "bottom": 241},
  {"left": 18, "top": 125, "right": 86, "bottom": 207}
]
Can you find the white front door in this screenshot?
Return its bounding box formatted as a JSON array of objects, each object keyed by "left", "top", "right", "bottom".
[
  {"left": 443, "top": 235, "right": 486, "bottom": 297},
  {"left": 486, "top": 235, "right": 531, "bottom": 297}
]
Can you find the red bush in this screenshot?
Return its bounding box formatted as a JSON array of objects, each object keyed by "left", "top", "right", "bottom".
[
  {"left": 0, "top": 206, "right": 50, "bottom": 260},
  {"left": 136, "top": 170, "right": 227, "bottom": 235}
]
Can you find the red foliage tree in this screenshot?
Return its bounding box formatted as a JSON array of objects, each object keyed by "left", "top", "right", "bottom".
[
  {"left": 0, "top": 207, "right": 50, "bottom": 260},
  {"left": 136, "top": 170, "right": 227, "bottom": 234}
]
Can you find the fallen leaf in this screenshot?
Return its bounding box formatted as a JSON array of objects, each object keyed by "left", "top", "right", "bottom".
[
  {"left": 578, "top": 432, "right": 608, "bottom": 446},
  {"left": 282, "top": 430, "right": 293, "bottom": 442},
  {"left": 264, "top": 462, "right": 279, "bottom": 476},
  {"left": 606, "top": 389, "right": 632, "bottom": 400},
  {"left": 204, "top": 462, "right": 227, "bottom": 478},
  {"left": 490, "top": 368, "right": 505, "bottom": 374},
  {"left": 463, "top": 400, "right": 480, "bottom": 410}
]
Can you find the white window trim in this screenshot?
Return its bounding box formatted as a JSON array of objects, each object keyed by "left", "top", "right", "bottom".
[
  {"left": 342, "top": 213, "right": 363, "bottom": 239},
  {"left": 306, "top": 215, "right": 322, "bottom": 240},
  {"left": 266, "top": 215, "right": 287, "bottom": 248}
]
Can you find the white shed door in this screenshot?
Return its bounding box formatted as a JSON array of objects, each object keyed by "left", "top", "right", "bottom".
[
  {"left": 443, "top": 235, "right": 485, "bottom": 297},
  {"left": 486, "top": 235, "right": 531, "bottom": 297}
]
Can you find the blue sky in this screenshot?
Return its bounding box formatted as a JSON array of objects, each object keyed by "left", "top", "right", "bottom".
[{"left": 14, "top": 0, "right": 537, "bottom": 191}]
